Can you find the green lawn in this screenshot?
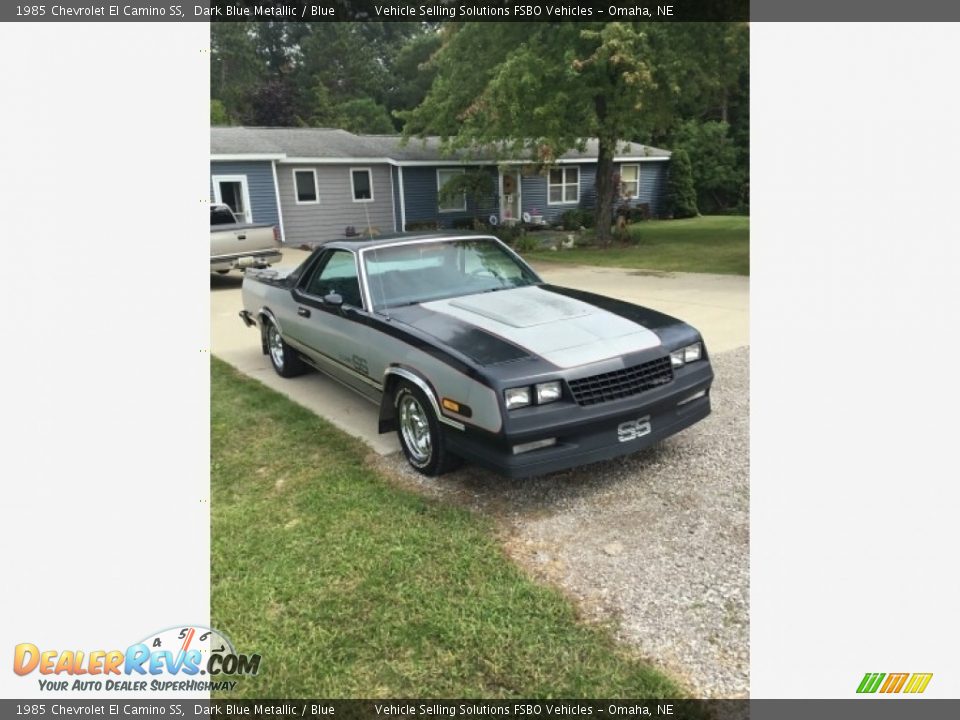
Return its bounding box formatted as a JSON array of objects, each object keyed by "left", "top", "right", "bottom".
[
  {"left": 524, "top": 215, "right": 749, "bottom": 276},
  {"left": 211, "top": 358, "right": 682, "bottom": 698}
]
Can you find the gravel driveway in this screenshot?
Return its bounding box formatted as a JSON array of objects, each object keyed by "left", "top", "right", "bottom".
[{"left": 377, "top": 347, "right": 749, "bottom": 698}]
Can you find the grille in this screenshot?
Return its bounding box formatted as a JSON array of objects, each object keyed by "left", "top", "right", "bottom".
[{"left": 567, "top": 356, "right": 674, "bottom": 406}]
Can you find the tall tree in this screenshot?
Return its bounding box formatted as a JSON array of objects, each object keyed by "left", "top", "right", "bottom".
[
  {"left": 400, "top": 22, "right": 666, "bottom": 246},
  {"left": 211, "top": 22, "right": 263, "bottom": 122}
]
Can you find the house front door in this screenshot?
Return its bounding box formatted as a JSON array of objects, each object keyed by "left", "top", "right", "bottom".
[{"left": 499, "top": 171, "right": 521, "bottom": 223}]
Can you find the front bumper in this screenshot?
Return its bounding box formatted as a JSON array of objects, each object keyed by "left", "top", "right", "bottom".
[{"left": 445, "top": 363, "right": 713, "bottom": 479}]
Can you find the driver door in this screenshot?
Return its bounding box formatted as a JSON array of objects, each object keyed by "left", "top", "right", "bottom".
[{"left": 287, "top": 249, "right": 380, "bottom": 400}]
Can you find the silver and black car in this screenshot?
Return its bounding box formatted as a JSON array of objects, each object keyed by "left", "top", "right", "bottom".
[{"left": 239, "top": 233, "right": 713, "bottom": 478}]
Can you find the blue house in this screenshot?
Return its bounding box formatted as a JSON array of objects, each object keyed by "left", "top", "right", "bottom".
[{"left": 211, "top": 128, "right": 671, "bottom": 244}]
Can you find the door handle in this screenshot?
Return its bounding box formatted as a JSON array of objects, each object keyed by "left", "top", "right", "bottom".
[
  {"left": 297, "top": 307, "right": 311, "bottom": 318},
  {"left": 237, "top": 233, "right": 247, "bottom": 240}
]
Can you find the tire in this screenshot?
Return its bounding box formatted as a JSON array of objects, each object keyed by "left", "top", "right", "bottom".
[
  {"left": 264, "top": 318, "right": 308, "bottom": 378},
  {"left": 394, "top": 381, "right": 461, "bottom": 476}
]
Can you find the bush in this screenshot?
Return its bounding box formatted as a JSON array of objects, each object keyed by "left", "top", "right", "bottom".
[
  {"left": 629, "top": 203, "right": 651, "bottom": 222},
  {"left": 491, "top": 223, "right": 538, "bottom": 252},
  {"left": 673, "top": 120, "right": 743, "bottom": 214},
  {"left": 665, "top": 149, "right": 699, "bottom": 219},
  {"left": 450, "top": 218, "right": 474, "bottom": 230},
  {"left": 559, "top": 209, "right": 594, "bottom": 230},
  {"left": 405, "top": 221, "right": 439, "bottom": 232},
  {"left": 512, "top": 233, "right": 540, "bottom": 253},
  {"left": 615, "top": 202, "right": 650, "bottom": 224}
]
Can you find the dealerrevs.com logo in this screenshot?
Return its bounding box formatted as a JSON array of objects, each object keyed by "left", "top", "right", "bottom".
[
  {"left": 13, "top": 625, "right": 260, "bottom": 692},
  {"left": 857, "top": 672, "right": 933, "bottom": 694}
]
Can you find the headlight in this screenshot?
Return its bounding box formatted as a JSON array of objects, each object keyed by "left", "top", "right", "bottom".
[
  {"left": 535, "top": 381, "right": 562, "bottom": 404},
  {"left": 671, "top": 342, "right": 704, "bottom": 367},
  {"left": 504, "top": 387, "right": 531, "bottom": 409}
]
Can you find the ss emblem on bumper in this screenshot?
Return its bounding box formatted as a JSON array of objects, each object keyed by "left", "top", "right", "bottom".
[{"left": 617, "top": 416, "right": 652, "bottom": 443}]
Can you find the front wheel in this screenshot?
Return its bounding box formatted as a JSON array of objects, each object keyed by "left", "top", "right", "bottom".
[
  {"left": 265, "top": 319, "right": 307, "bottom": 378},
  {"left": 394, "top": 381, "right": 461, "bottom": 476}
]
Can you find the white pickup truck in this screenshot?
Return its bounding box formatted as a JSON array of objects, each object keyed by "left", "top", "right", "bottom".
[{"left": 210, "top": 204, "right": 282, "bottom": 273}]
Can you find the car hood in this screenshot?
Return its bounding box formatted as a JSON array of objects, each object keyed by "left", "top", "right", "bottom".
[{"left": 413, "top": 285, "right": 663, "bottom": 368}]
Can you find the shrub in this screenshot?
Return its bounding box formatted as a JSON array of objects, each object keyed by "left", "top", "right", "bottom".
[
  {"left": 492, "top": 223, "right": 538, "bottom": 252},
  {"left": 512, "top": 233, "right": 540, "bottom": 254},
  {"left": 630, "top": 203, "right": 651, "bottom": 222},
  {"left": 450, "top": 217, "right": 474, "bottom": 230},
  {"left": 665, "top": 149, "right": 699, "bottom": 219},
  {"left": 405, "top": 221, "right": 439, "bottom": 232},
  {"left": 560, "top": 209, "right": 594, "bottom": 230}
]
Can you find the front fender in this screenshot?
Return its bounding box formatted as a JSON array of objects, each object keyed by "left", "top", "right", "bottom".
[{"left": 377, "top": 365, "right": 465, "bottom": 434}]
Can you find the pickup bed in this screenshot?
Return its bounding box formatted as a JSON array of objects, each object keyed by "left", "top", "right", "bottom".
[{"left": 210, "top": 204, "right": 282, "bottom": 273}]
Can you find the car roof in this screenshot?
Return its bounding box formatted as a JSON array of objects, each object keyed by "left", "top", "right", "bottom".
[{"left": 317, "top": 231, "right": 499, "bottom": 252}]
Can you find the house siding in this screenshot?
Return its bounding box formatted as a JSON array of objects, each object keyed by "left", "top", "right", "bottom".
[
  {"left": 402, "top": 166, "right": 499, "bottom": 229},
  {"left": 519, "top": 164, "right": 596, "bottom": 224},
  {"left": 617, "top": 161, "right": 668, "bottom": 216},
  {"left": 209, "top": 160, "right": 280, "bottom": 228},
  {"left": 277, "top": 163, "right": 395, "bottom": 245},
  {"left": 517, "top": 161, "right": 669, "bottom": 222}
]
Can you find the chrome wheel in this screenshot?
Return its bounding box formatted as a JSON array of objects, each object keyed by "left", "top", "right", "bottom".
[
  {"left": 399, "top": 394, "right": 432, "bottom": 465},
  {"left": 267, "top": 324, "right": 284, "bottom": 370}
]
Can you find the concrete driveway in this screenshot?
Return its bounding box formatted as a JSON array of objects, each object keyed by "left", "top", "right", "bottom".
[{"left": 210, "top": 248, "right": 748, "bottom": 455}]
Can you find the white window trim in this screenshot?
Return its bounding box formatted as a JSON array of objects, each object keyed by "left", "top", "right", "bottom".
[
  {"left": 211, "top": 174, "right": 253, "bottom": 223},
  {"left": 620, "top": 164, "right": 641, "bottom": 199},
  {"left": 547, "top": 165, "right": 580, "bottom": 206},
  {"left": 292, "top": 168, "right": 319, "bottom": 205},
  {"left": 436, "top": 168, "right": 466, "bottom": 213},
  {"left": 350, "top": 167, "right": 375, "bottom": 203}
]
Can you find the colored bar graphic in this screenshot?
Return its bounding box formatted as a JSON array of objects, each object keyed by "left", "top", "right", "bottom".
[
  {"left": 858, "top": 672, "right": 933, "bottom": 694},
  {"left": 880, "top": 673, "right": 909, "bottom": 693},
  {"left": 857, "top": 672, "right": 885, "bottom": 693},
  {"left": 903, "top": 673, "right": 933, "bottom": 694}
]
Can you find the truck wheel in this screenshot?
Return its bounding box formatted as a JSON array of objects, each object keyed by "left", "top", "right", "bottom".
[
  {"left": 265, "top": 319, "right": 307, "bottom": 378},
  {"left": 394, "top": 381, "right": 461, "bottom": 476}
]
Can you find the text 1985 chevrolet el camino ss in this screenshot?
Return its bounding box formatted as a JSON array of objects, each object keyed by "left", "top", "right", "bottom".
[{"left": 239, "top": 233, "right": 713, "bottom": 478}]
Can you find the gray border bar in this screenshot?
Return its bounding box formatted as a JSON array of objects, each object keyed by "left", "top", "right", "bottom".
[
  {"left": 12, "top": 0, "right": 960, "bottom": 23},
  {"left": 3, "top": 699, "right": 960, "bottom": 719},
  {"left": 4, "top": 0, "right": 959, "bottom": 23}
]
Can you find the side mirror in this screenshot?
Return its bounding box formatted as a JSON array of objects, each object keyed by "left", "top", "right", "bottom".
[{"left": 323, "top": 292, "right": 343, "bottom": 307}]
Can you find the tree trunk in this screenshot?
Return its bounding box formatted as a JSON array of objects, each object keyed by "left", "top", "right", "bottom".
[{"left": 594, "top": 137, "right": 616, "bottom": 247}]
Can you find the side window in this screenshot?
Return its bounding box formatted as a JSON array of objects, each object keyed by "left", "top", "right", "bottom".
[
  {"left": 210, "top": 206, "right": 236, "bottom": 225},
  {"left": 351, "top": 168, "right": 373, "bottom": 202},
  {"left": 305, "top": 250, "right": 362, "bottom": 307},
  {"left": 294, "top": 169, "right": 318, "bottom": 204}
]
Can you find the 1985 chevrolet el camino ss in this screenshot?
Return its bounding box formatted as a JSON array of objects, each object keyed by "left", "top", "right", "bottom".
[{"left": 239, "top": 233, "right": 713, "bottom": 478}]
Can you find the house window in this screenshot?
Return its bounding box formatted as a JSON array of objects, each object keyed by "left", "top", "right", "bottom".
[
  {"left": 293, "top": 169, "right": 319, "bottom": 204},
  {"left": 350, "top": 168, "right": 374, "bottom": 202},
  {"left": 548, "top": 166, "right": 579, "bottom": 204},
  {"left": 620, "top": 164, "right": 640, "bottom": 199},
  {"left": 212, "top": 175, "right": 252, "bottom": 223},
  {"left": 437, "top": 168, "right": 466, "bottom": 212}
]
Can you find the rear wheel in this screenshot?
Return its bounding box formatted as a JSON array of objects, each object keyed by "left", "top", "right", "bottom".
[
  {"left": 265, "top": 319, "right": 307, "bottom": 378},
  {"left": 394, "top": 381, "right": 461, "bottom": 476}
]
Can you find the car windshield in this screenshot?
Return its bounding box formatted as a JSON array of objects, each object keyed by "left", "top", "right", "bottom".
[{"left": 363, "top": 238, "right": 540, "bottom": 310}]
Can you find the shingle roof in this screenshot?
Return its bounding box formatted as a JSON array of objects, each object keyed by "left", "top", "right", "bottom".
[{"left": 210, "top": 127, "right": 670, "bottom": 162}]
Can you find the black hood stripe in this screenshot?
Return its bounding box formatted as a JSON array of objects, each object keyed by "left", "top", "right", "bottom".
[
  {"left": 539, "top": 284, "right": 680, "bottom": 330},
  {"left": 387, "top": 304, "right": 536, "bottom": 366},
  {"left": 539, "top": 284, "right": 702, "bottom": 349}
]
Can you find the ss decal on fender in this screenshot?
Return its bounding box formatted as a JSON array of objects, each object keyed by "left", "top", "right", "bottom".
[{"left": 617, "top": 416, "right": 652, "bottom": 443}]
